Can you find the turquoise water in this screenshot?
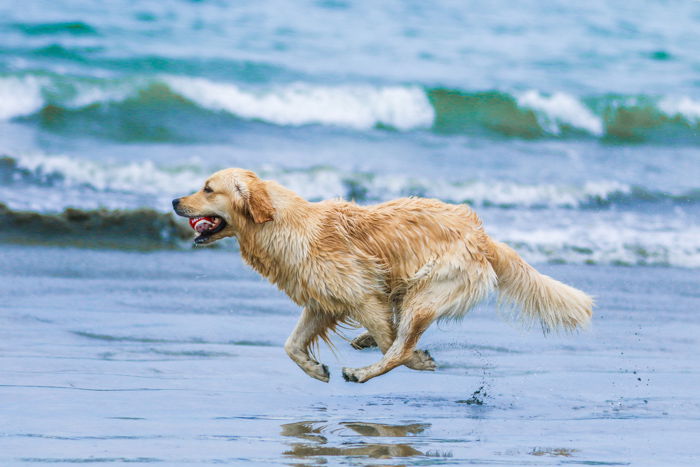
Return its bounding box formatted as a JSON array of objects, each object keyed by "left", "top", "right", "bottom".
[{"left": 0, "top": 0, "right": 699, "bottom": 266}]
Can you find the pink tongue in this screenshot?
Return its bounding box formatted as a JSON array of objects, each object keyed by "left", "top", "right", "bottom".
[{"left": 194, "top": 219, "right": 214, "bottom": 233}]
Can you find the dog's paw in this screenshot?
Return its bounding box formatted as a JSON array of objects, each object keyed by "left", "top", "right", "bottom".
[
  {"left": 342, "top": 367, "right": 363, "bottom": 383},
  {"left": 350, "top": 333, "right": 377, "bottom": 350},
  {"left": 405, "top": 349, "right": 437, "bottom": 371}
]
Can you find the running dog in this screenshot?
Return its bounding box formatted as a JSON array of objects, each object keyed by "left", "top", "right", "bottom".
[{"left": 172, "top": 168, "right": 592, "bottom": 383}]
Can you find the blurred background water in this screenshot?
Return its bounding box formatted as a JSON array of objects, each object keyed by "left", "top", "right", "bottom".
[{"left": 1, "top": 0, "right": 699, "bottom": 266}]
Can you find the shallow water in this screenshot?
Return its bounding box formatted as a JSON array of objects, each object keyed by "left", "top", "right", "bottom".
[{"left": 1, "top": 245, "right": 699, "bottom": 465}]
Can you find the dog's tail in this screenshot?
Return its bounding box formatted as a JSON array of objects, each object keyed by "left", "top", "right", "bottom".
[{"left": 488, "top": 240, "right": 593, "bottom": 332}]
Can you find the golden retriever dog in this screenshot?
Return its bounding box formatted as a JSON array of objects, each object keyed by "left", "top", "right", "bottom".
[{"left": 173, "top": 168, "right": 592, "bottom": 383}]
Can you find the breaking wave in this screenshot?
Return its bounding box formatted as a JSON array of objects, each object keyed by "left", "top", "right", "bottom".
[
  {"left": 2, "top": 201, "right": 698, "bottom": 267},
  {"left": 1, "top": 73, "right": 699, "bottom": 142},
  {"left": 0, "top": 203, "right": 190, "bottom": 250},
  {"left": 1, "top": 152, "right": 699, "bottom": 267},
  {"left": 499, "top": 221, "right": 700, "bottom": 269},
  {"left": 427, "top": 88, "right": 700, "bottom": 142},
  {"left": 3, "top": 153, "right": 698, "bottom": 213}
]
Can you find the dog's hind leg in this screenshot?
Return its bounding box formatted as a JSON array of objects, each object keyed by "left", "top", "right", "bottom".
[
  {"left": 350, "top": 331, "right": 377, "bottom": 349},
  {"left": 351, "top": 329, "right": 435, "bottom": 371},
  {"left": 351, "top": 299, "right": 436, "bottom": 372},
  {"left": 343, "top": 305, "right": 436, "bottom": 383},
  {"left": 284, "top": 307, "right": 335, "bottom": 383},
  {"left": 345, "top": 293, "right": 436, "bottom": 382}
]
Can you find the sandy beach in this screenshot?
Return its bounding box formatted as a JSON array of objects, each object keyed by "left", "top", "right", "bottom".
[{"left": 1, "top": 245, "right": 698, "bottom": 465}]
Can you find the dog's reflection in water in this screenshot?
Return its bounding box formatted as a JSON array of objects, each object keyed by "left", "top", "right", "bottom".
[{"left": 281, "top": 420, "right": 429, "bottom": 460}]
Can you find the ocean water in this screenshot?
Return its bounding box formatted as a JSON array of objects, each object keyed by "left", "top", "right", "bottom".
[
  {"left": 1, "top": 1, "right": 700, "bottom": 465},
  {"left": 0, "top": 0, "right": 699, "bottom": 266}
]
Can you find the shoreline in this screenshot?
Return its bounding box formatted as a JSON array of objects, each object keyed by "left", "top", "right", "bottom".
[{"left": 1, "top": 245, "right": 698, "bottom": 465}]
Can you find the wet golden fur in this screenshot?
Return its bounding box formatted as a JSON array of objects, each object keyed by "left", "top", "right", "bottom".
[{"left": 174, "top": 168, "right": 593, "bottom": 383}]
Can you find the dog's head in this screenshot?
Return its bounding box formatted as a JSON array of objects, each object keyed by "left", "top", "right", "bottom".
[{"left": 172, "top": 168, "right": 275, "bottom": 245}]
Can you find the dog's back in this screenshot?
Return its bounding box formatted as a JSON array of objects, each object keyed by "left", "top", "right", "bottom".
[
  {"left": 318, "top": 197, "right": 490, "bottom": 282},
  {"left": 314, "top": 196, "right": 591, "bottom": 330}
]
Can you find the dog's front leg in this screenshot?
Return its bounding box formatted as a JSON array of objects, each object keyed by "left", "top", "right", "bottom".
[{"left": 284, "top": 307, "right": 334, "bottom": 383}]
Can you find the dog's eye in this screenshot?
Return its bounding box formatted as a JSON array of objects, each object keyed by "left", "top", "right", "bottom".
[{"left": 203, "top": 186, "right": 213, "bottom": 193}]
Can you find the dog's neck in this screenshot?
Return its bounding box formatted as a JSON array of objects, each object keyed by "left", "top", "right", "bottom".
[{"left": 235, "top": 183, "right": 321, "bottom": 304}]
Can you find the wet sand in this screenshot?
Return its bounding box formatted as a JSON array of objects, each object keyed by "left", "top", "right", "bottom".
[{"left": 1, "top": 245, "right": 699, "bottom": 465}]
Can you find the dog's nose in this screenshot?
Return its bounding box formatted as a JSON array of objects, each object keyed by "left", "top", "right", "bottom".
[{"left": 172, "top": 198, "right": 181, "bottom": 209}]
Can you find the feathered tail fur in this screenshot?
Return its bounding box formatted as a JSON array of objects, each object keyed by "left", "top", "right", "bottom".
[{"left": 488, "top": 240, "right": 593, "bottom": 332}]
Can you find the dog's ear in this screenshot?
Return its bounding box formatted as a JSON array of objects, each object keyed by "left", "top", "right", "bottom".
[{"left": 246, "top": 177, "right": 275, "bottom": 224}]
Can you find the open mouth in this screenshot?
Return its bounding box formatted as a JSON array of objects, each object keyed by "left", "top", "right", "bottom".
[{"left": 189, "top": 216, "right": 227, "bottom": 244}]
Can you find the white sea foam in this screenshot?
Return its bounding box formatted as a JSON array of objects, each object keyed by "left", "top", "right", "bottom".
[
  {"left": 0, "top": 75, "right": 135, "bottom": 120},
  {"left": 5, "top": 153, "right": 205, "bottom": 210},
  {"left": 0, "top": 74, "right": 435, "bottom": 131},
  {"left": 268, "top": 168, "right": 631, "bottom": 208},
  {"left": 517, "top": 90, "right": 604, "bottom": 136},
  {"left": 494, "top": 220, "right": 700, "bottom": 268},
  {"left": 66, "top": 81, "right": 135, "bottom": 108},
  {"left": 165, "top": 77, "right": 435, "bottom": 131},
  {"left": 5, "top": 153, "right": 634, "bottom": 209},
  {"left": 658, "top": 96, "right": 700, "bottom": 123},
  {"left": 0, "top": 76, "right": 46, "bottom": 120}
]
